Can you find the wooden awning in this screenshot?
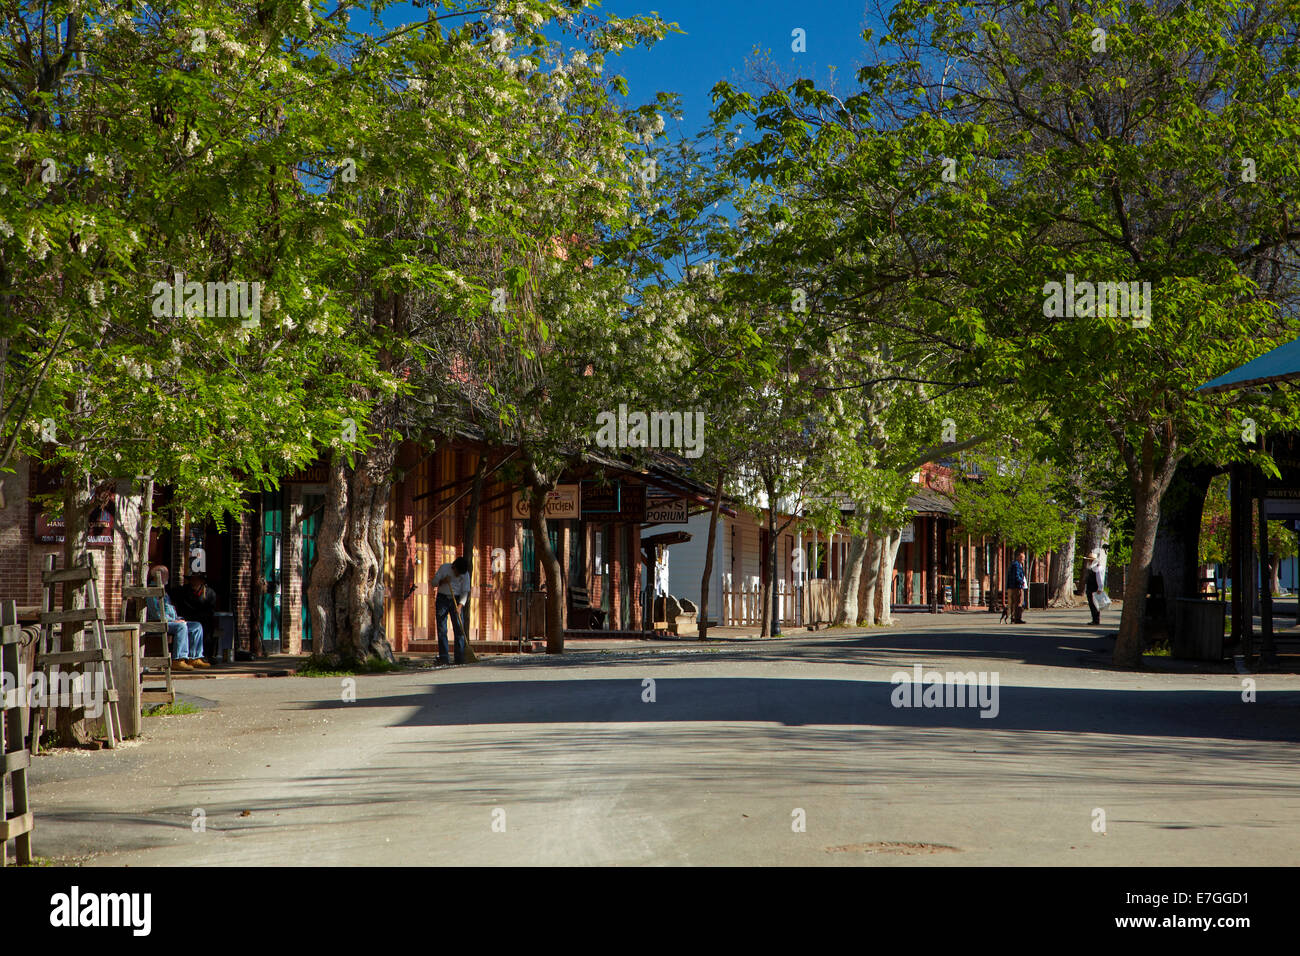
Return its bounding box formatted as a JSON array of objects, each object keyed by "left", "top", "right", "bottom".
[{"left": 641, "top": 530, "right": 693, "bottom": 549}]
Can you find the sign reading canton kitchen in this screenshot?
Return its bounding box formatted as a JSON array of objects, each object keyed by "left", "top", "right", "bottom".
[
  {"left": 645, "top": 498, "right": 688, "bottom": 523},
  {"left": 512, "top": 484, "right": 580, "bottom": 520}
]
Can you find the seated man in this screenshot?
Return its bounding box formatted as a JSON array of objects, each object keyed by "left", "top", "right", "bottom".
[
  {"left": 177, "top": 572, "right": 219, "bottom": 664},
  {"left": 145, "top": 565, "right": 206, "bottom": 670}
]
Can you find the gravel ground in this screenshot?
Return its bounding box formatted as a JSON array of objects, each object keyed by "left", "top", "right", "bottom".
[{"left": 23, "top": 609, "right": 1300, "bottom": 866}]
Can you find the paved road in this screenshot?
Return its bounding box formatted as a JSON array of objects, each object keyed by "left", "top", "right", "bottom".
[{"left": 27, "top": 610, "right": 1300, "bottom": 865}]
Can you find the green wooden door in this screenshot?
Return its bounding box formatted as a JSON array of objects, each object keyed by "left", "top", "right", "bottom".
[
  {"left": 261, "top": 491, "right": 283, "bottom": 652},
  {"left": 300, "top": 492, "right": 324, "bottom": 648}
]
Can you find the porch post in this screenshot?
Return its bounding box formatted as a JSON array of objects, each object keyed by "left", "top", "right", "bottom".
[
  {"left": 1257, "top": 466, "right": 1278, "bottom": 665},
  {"left": 1229, "top": 461, "right": 1248, "bottom": 652}
]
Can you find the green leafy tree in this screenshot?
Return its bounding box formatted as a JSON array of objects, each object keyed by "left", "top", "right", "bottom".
[
  {"left": 951, "top": 452, "right": 1077, "bottom": 607},
  {"left": 711, "top": 0, "right": 1300, "bottom": 665}
]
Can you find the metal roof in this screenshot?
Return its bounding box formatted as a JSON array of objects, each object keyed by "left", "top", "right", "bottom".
[
  {"left": 1198, "top": 337, "right": 1300, "bottom": 394},
  {"left": 906, "top": 489, "right": 956, "bottom": 515}
]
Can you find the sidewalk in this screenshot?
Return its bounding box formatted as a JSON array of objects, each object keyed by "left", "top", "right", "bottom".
[
  {"left": 155, "top": 603, "right": 1300, "bottom": 675},
  {"left": 162, "top": 655, "right": 304, "bottom": 680}
]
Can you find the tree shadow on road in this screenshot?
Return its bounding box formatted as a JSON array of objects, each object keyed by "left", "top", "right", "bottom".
[{"left": 302, "top": 675, "right": 1300, "bottom": 743}]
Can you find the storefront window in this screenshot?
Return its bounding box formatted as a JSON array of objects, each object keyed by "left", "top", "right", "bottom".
[
  {"left": 568, "top": 521, "right": 584, "bottom": 586},
  {"left": 522, "top": 529, "right": 537, "bottom": 590},
  {"left": 521, "top": 527, "right": 559, "bottom": 591}
]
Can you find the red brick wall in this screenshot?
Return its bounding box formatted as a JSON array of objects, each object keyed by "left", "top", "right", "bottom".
[
  {"left": 0, "top": 458, "right": 39, "bottom": 609},
  {"left": 0, "top": 459, "right": 131, "bottom": 622}
]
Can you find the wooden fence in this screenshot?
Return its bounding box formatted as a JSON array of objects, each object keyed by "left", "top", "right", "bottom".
[
  {"left": 722, "top": 578, "right": 843, "bottom": 628},
  {"left": 2, "top": 601, "right": 34, "bottom": 865}
]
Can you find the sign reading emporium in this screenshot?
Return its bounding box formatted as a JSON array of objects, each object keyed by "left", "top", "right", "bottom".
[{"left": 646, "top": 498, "right": 688, "bottom": 523}]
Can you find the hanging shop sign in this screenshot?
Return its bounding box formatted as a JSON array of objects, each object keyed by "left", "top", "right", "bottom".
[
  {"left": 580, "top": 480, "right": 621, "bottom": 514},
  {"left": 35, "top": 498, "right": 116, "bottom": 545},
  {"left": 512, "top": 484, "right": 580, "bottom": 520},
  {"left": 582, "top": 482, "right": 645, "bottom": 523},
  {"left": 32, "top": 465, "right": 115, "bottom": 545},
  {"left": 645, "top": 498, "right": 688, "bottom": 524}
]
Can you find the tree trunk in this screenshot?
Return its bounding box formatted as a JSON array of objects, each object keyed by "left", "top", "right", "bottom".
[
  {"left": 526, "top": 478, "right": 565, "bottom": 653},
  {"left": 860, "top": 530, "right": 884, "bottom": 626},
  {"left": 1149, "top": 461, "right": 1218, "bottom": 608},
  {"left": 135, "top": 477, "right": 154, "bottom": 590},
  {"left": 308, "top": 446, "right": 396, "bottom": 666},
  {"left": 875, "top": 527, "right": 902, "bottom": 625},
  {"left": 1114, "top": 449, "right": 1181, "bottom": 667},
  {"left": 1083, "top": 511, "right": 1110, "bottom": 579},
  {"left": 459, "top": 455, "right": 486, "bottom": 664},
  {"left": 759, "top": 475, "right": 774, "bottom": 638},
  {"left": 57, "top": 467, "right": 94, "bottom": 747},
  {"left": 768, "top": 503, "right": 781, "bottom": 636},
  {"left": 835, "top": 533, "right": 868, "bottom": 626},
  {"left": 697, "top": 470, "right": 724, "bottom": 641},
  {"left": 1048, "top": 523, "right": 1077, "bottom": 606}
]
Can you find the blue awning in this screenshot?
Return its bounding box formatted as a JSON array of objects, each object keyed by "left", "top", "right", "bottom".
[{"left": 1199, "top": 337, "right": 1300, "bottom": 393}]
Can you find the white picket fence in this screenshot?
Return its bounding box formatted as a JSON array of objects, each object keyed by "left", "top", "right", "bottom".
[{"left": 722, "top": 576, "right": 841, "bottom": 627}]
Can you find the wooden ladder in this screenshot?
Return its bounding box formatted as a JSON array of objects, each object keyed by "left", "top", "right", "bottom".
[
  {"left": 1, "top": 601, "right": 34, "bottom": 865},
  {"left": 31, "top": 554, "right": 123, "bottom": 752},
  {"left": 123, "top": 578, "right": 173, "bottom": 706}
]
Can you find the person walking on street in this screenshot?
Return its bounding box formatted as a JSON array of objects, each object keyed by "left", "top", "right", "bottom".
[
  {"left": 1008, "top": 550, "right": 1027, "bottom": 623},
  {"left": 1085, "top": 550, "right": 1104, "bottom": 625},
  {"left": 431, "top": 556, "right": 470, "bottom": 665}
]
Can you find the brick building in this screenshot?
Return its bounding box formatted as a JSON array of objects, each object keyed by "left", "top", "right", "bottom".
[
  {"left": 896, "top": 462, "right": 1048, "bottom": 610},
  {"left": 184, "top": 438, "right": 724, "bottom": 655},
  {"left": 0, "top": 457, "right": 148, "bottom": 623}
]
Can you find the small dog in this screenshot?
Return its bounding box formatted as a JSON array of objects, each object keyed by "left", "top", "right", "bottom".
[{"left": 998, "top": 602, "right": 1011, "bottom": 624}]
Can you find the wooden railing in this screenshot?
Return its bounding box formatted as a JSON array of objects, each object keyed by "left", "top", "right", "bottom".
[{"left": 2, "top": 601, "right": 34, "bottom": 865}]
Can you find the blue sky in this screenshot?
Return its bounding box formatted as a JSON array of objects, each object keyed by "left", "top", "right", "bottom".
[
  {"left": 369, "top": 2, "right": 888, "bottom": 138},
  {"left": 597, "top": 1, "right": 887, "bottom": 137},
  {"left": 595, "top": 0, "right": 883, "bottom": 136}
]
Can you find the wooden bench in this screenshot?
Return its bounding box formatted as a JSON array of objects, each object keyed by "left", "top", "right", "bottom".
[{"left": 567, "top": 586, "right": 606, "bottom": 630}]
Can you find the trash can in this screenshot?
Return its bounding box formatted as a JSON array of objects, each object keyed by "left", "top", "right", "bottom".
[
  {"left": 1172, "top": 598, "right": 1225, "bottom": 661},
  {"left": 214, "top": 612, "right": 235, "bottom": 663},
  {"left": 92, "top": 624, "right": 141, "bottom": 739},
  {"left": 1029, "top": 582, "right": 1047, "bottom": 609}
]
